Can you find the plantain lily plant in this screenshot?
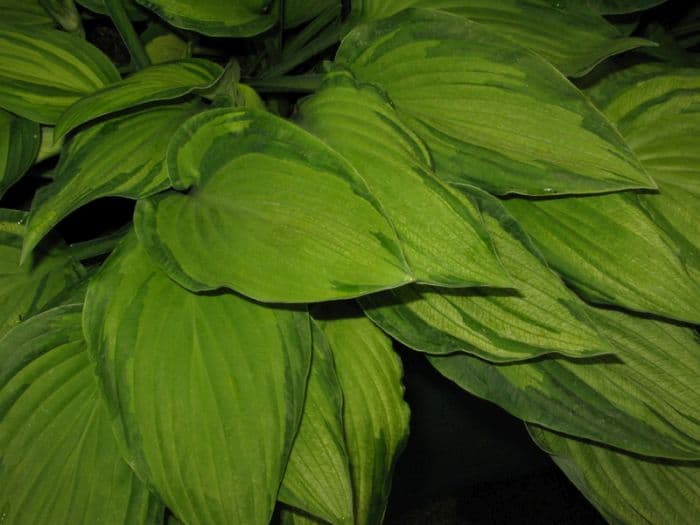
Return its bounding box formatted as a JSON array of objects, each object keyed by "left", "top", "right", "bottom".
[{"left": 1, "top": 0, "right": 699, "bottom": 523}]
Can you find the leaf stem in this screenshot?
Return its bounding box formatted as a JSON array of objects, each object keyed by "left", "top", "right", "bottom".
[
  {"left": 104, "top": 0, "right": 150, "bottom": 70},
  {"left": 68, "top": 225, "right": 129, "bottom": 261}
]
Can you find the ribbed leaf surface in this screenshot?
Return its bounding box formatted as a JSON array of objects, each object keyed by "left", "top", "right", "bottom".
[
  {"left": 0, "top": 109, "right": 39, "bottom": 198},
  {"left": 318, "top": 308, "right": 410, "bottom": 525},
  {"left": 22, "top": 103, "right": 200, "bottom": 262},
  {"left": 505, "top": 193, "right": 700, "bottom": 324},
  {"left": 279, "top": 322, "right": 354, "bottom": 525},
  {"left": 0, "top": 209, "right": 85, "bottom": 338},
  {"left": 0, "top": 305, "right": 163, "bottom": 525},
  {"left": 135, "top": 108, "right": 412, "bottom": 303},
  {"left": 430, "top": 308, "right": 700, "bottom": 459},
  {"left": 84, "top": 234, "right": 312, "bottom": 525},
  {"left": 296, "top": 70, "right": 510, "bottom": 289},
  {"left": 361, "top": 191, "right": 611, "bottom": 362},
  {"left": 0, "top": 27, "right": 119, "bottom": 123},
  {"left": 336, "top": 9, "right": 653, "bottom": 196},
  {"left": 135, "top": 0, "right": 276, "bottom": 37},
  {"left": 0, "top": 0, "right": 54, "bottom": 27},
  {"left": 285, "top": 0, "right": 338, "bottom": 28},
  {"left": 55, "top": 59, "right": 222, "bottom": 139},
  {"left": 530, "top": 426, "right": 700, "bottom": 524}
]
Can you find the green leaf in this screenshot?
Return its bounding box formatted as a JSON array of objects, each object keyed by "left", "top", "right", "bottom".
[
  {"left": 134, "top": 0, "right": 277, "bottom": 37},
  {"left": 296, "top": 70, "right": 510, "bottom": 289},
  {"left": 284, "top": 0, "right": 339, "bottom": 28},
  {"left": 336, "top": 9, "right": 653, "bottom": 196},
  {"left": 144, "top": 33, "right": 190, "bottom": 64},
  {"left": 429, "top": 307, "right": 700, "bottom": 460},
  {"left": 22, "top": 103, "right": 200, "bottom": 262},
  {"left": 0, "top": 109, "right": 40, "bottom": 198},
  {"left": 0, "top": 305, "right": 163, "bottom": 525},
  {"left": 84, "top": 233, "right": 312, "bottom": 525},
  {"left": 55, "top": 59, "right": 222, "bottom": 139},
  {"left": 0, "top": 27, "right": 120, "bottom": 124},
  {"left": 530, "top": 425, "right": 700, "bottom": 524},
  {"left": 562, "top": 0, "right": 668, "bottom": 15},
  {"left": 505, "top": 193, "right": 700, "bottom": 324},
  {"left": 318, "top": 307, "right": 410, "bottom": 525},
  {"left": 361, "top": 191, "right": 611, "bottom": 362},
  {"left": 0, "top": 209, "right": 85, "bottom": 338},
  {"left": 0, "top": 0, "right": 55, "bottom": 27},
  {"left": 279, "top": 322, "right": 354, "bottom": 525},
  {"left": 135, "top": 107, "right": 413, "bottom": 303},
  {"left": 77, "top": 0, "right": 148, "bottom": 19}
]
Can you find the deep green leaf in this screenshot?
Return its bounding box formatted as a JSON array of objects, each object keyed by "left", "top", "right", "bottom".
[
  {"left": 0, "top": 208, "right": 85, "bottom": 338},
  {"left": 336, "top": 9, "right": 653, "bottom": 196},
  {"left": 0, "top": 27, "right": 120, "bottom": 123},
  {"left": 296, "top": 70, "right": 510, "bottom": 289},
  {"left": 505, "top": 193, "right": 700, "bottom": 324},
  {"left": 530, "top": 425, "right": 700, "bottom": 524},
  {"left": 0, "top": 305, "right": 163, "bottom": 525},
  {"left": 135, "top": 107, "right": 413, "bottom": 303},
  {"left": 562, "top": 0, "right": 668, "bottom": 15},
  {"left": 22, "top": 103, "right": 200, "bottom": 262},
  {"left": 285, "top": 0, "right": 339, "bottom": 28},
  {"left": 318, "top": 307, "right": 410, "bottom": 525},
  {"left": 0, "top": 0, "right": 54, "bottom": 27},
  {"left": 0, "top": 109, "right": 40, "bottom": 198},
  {"left": 84, "top": 233, "right": 312, "bottom": 525},
  {"left": 77, "top": 0, "right": 148, "bottom": 19},
  {"left": 279, "top": 322, "right": 354, "bottom": 525},
  {"left": 135, "top": 0, "right": 276, "bottom": 37},
  {"left": 361, "top": 191, "right": 611, "bottom": 362},
  {"left": 429, "top": 308, "right": 700, "bottom": 460},
  {"left": 55, "top": 59, "right": 222, "bottom": 139}
]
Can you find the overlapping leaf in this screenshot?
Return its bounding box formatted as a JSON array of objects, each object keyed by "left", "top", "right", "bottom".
[
  {"left": 530, "top": 425, "right": 700, "bottom": 524},
  {"left": 285, "top": 0, "right": 339, "bottom": 28},
  {"left": 84, "top": 233, "right": 312, "bottom": 525},
  {"left": 505, "top": 193, "right": 700, "bottom": 324},
  {"left": 318, "top": 307, "right": 410, "bottom": 525},
  {"left": 0, "top": 0, "right": 54, "bottom": 27},
  {"left": 0, "top": 305, "right": 163, "bottom": 525},
  {"left": 0, "top": 109, "right": 39, "bottom": 198},
  {"left": 279, "top": 322, "right": 354, "bottom": 525},
  {"left": 135, "top": 0, "right": 276, "bottom": 37},
  {"left": 0, "top": 27, "right": 119, "bottom": 123},
  {"left": 336, "top": 9, "right": 653, "bottom": 196},
  {"left": 0, "top": 209, "right": 85, "bottom": 338},
  {"left": 55, "top": 59, "right": 222, "bottom": 139},
  {"left": 22, "top": 103, "right": 200, "bottom": 262},
  {"left": 429, "top": 308, "right": 700, "bottom": 460},
  {"left": 77, "top": 0, "right": 148, "bottom": 19},
  {"left": 296, "top": 70, "right": 509, "bottom": 289},
  {"left": 135, "top": 107, "right": 412, "bottom": 303},
  {"left": 361, "top": 191, "right": 611, "bottom": 362}
]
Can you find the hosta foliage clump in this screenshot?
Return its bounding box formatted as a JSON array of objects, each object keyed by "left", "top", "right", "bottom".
[{"left": 0, "top": 0, "right": 698, "bottom": 524}]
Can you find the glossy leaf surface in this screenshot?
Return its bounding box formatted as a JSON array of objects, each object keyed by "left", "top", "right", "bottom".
[
  {"left": 0, "top": 305, "right": 163, "bottom": 525},
  {"left": 430, "top": 308, "right": 700, "bottom": 460},
  {"left": 531, "top": 426, "right": 700, "bottom": 524},
  {"left": 336, "top": 9, "right": 653, "bottom": 196},
  {"left": 0, "top": 109, "right": 40, "bottom": 198},
  {"left": 0, "top": 27, "right": 119, "bottom": 123},
  {"left": 84, "top": 234, "right": 312, "bottom": 525},
  {"left": 505, "top": 193, "right": 700, "bottom": 324},
  {"left": 135, "top": 108, "right": 412, "bottom": 303},
  {"left": 361, "top": 192, "right": 611, "bottom": 362},
  {"left": 55, "top": 59, "right": 222, "bottom": 139},
  {"left": 296, "top": 70, "right": 509, "bottom": 289},
  {"left": 318, "top": 308, "right": 410, "bottom": 525},
  {"left": 23, "top": 103, "right": 200, "bottom": 261}
]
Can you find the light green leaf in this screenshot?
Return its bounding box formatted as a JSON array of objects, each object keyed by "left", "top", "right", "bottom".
[
  {"left": 280, "top": 508, "right": 325, "bottom": 525},
  {"left": 318, "top": 307, "right": 410, "bottom": 525},
  {"left": 0, "top": 109, "right": 40, "bottom": 198},
  {"left": 135, "top": 107, "right": 413, "bottom": 303},
  {"left": 279, "top": 322, "right": 354, "bottom": 525},
  {"left": 22, "top": 103, "right": 200, "bottom": 262},
  {"left": 135, "top": 0, "right": 277, "bottom": 37},
  {"left": 296, "top": 70, "right": 510, "bottom": 289},
  {"left": 285, "top": 0, "right": 339, "bottom": 28},
  {"left": 530, "top": 425, "right": 700, "bottom": 525},
  {"left": 336, "top": 8, "right": 653, "bottom": 196},
  {"left": 361, "top": 191, "right": 611, "bottom": 362},
  {"left": 0, "top": 27, "right": 120, "bottom": 124},
  {"left": 0, "top": 0, "right": 54, "bottom": 27},
  {"left": 55, "top": 59, "right": 222, "bottom": 139},
  {"left": 0, "top": 209, "right": 85, "bottom": 338},
  {"left": 84, "top": 233, "right": 312, "bottom": 525},
  {"left": 429, "top": 307, "right": 700, "bottom": 460},
  {"left": 0, "top": 305, "right": 163, "bottom": 525},
  {"left": 505, "top": 193, "right": 700, "bottom": 324},
  {"left": 144, "top": 33, "right": 190, "bottom": 64}
]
